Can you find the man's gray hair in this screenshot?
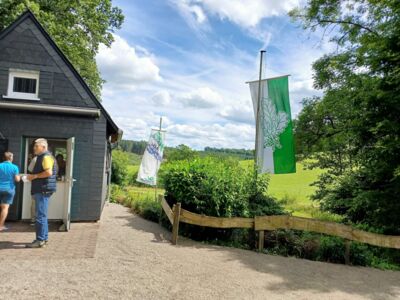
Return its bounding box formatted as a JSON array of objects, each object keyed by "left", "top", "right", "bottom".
[
  {"left": 35, "top": 138, "right": 48, "bottom": 149},
  {"left": 3, "top": 152, "right": 13, "bottom": 161}
]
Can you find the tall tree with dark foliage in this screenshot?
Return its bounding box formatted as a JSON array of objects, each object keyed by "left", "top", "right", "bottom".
[
  {"left": 291, "top": 0, "right": 400, "bottom": 233},
  {"left": 0, "top": 0, "right": 124, "bottom": 97}
]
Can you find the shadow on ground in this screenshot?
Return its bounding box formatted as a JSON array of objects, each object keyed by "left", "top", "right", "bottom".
[
  {"left": 115, "top": 215, "right": 171, "bottom": 243},
  {"left": 117, "top": 209, "right": 400, "bottom": 300},
  {"left": 2, "top": 221, "right": 62, "bottom": 232}
]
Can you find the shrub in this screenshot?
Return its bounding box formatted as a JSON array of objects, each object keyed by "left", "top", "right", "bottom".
[
  {"left": 129, "top": 194, "right": 161, "bottom": 223},
  {"left": 316, "top": 236, "right": 345, "bottom": 263},
  {"left": 109, "top": 184, "right": 126, "bottom": 203},
  {"left": 110, "top": 185, "right": 162, "bottom": 223},
  {"left": 162, "top": 157, "right": 284, "bottom": 241},
  {"left": 163, "top": 157, "right": 249, "bottom": 217},
  {"left": 111, "top": 150, "right": 130, "bottom": 185},
  {"left": 248, "top": 174, "right": 285, "bottom": 217}
]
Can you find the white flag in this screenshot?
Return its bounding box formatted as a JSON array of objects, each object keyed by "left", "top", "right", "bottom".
[
  {"left": 248, "top": 75, "right": 295, "bottom": 174},
  {"left": 137, "top": 129, "right": 165, "bottom": 186}
]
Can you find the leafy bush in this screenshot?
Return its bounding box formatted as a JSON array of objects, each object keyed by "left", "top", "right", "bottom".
[
  {"left": 316, "top": 236, "right": 345, "bottom": 263},
  {"left": 163, "top": 157, "right": 247, "bottom": 217},
  {"left": 163, "top": 157, "right": 283, "bottom": 217},
  {"left": 162, "top": 157, "right": 284, "bottom": 241},
  {"left": 110, "top": 185, "right": 162, "bottom": 223},
  {"left": 262, "top": 229, "right": 400, "bottom": 270},
  {"left": 110, "top": 184, "right": 128, "bottom": 204},
  {"left": 111, "top": 150, "right": 130, "bottom": 185},
  {"left": 248, "top": 174, "right": 286, "bottom": 217},
  {"left": 130, "top": 194, "right": 161, "bottom": 223}
]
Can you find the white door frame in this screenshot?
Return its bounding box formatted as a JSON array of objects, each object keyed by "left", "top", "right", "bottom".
[
  {"left": 21, "top": 137, "right": 74, "bottom": 225},
  {"left": 63, "top": 137, "right": 75, "bottom": 231}
]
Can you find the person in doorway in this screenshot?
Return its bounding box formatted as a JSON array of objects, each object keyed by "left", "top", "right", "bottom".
[
  {"left": 55, "top": 154, "right": 66, "bottom": 178},
  {"left": 27, "top": 154, "right": 37, "bottom": 225},
  {"left": 0, "top": 152, "right": 21, "bottom": 231},
  {"left": 26, "top": 138, "right": 57, "bottom": 248}
]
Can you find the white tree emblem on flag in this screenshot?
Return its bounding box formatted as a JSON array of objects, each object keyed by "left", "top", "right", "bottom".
[{"left": 261, "top": 97, "right": 289, "bottom": 150}]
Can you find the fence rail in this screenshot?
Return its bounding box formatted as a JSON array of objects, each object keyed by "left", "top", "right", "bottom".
[
  {"left": 180, "top": 209, "right": 254, "bottom": 228},
  {"left": 161, "top": 196, "right": 174, "bottom": 225},
  {"left": 159, "top": 196, "right": 400, "bottom": 261},
  {"left": 255, "top": 215, "right": 400, "bottom": 249}
]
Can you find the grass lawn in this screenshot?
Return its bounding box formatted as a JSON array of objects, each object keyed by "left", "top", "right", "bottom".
[
  {"left": 239, "top": 160, "right": 340, "bottom": 220},
  {"left": 268, "top": 162, "right": 327, "bottom": 219}
]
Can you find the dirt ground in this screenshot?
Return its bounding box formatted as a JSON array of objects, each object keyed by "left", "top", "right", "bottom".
[{"left": 0, "top": 203, "right": 399, "bottom": 300}]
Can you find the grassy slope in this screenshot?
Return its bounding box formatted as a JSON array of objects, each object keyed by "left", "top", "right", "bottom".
[
  {"left": 268, "top": 162, "right": 324, "bottom": 218},
  {"left": 240, "top": 160, "right": 339, "bottom": 220}
]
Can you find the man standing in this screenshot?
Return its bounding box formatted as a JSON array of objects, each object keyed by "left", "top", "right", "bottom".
[
  {"left": 27, "top": 154, "right": 37, "bottom": 225},
  {"left": 26, "top": 138, "right": 57, "bottom": 248},
  {"left": 0, "top": 152, "right": 20, "bottom": 231}
]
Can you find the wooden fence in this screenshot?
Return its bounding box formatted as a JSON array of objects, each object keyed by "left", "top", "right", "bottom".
[{"left": 159, "top": 196, "right": 400, "bottom": 263}]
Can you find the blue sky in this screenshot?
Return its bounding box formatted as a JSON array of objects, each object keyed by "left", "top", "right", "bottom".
[{"left": 97, "top": 0, "right": 333, "bottom": 149}]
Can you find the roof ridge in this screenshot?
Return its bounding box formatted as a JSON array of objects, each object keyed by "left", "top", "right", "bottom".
[{"left": 0, "top": 9, "right": 120, "bottom": 136}]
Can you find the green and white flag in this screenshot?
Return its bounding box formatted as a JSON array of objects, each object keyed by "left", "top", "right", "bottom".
[
  {"left": 137, "top": 129, "right": 165, "bottom": 186},
  {"left": 249, "top": 75, "right": 296, "bottom": 174}
]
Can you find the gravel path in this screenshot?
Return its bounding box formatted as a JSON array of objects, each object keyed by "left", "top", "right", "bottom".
[{"left": 0, "top": 202, "right": 399, "bottom": 299}]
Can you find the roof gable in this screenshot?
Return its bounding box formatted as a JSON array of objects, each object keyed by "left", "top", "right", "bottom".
[{"left": 0, "top": 10, "right": 120, "bottom": 135}]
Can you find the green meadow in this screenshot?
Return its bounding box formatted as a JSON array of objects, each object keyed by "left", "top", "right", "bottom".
[
  {"left": 268, "top": 163, "right": 339, "bottom": 220},
  {"left": 237, "top": 160, "right": 339, "bottom": 220}
]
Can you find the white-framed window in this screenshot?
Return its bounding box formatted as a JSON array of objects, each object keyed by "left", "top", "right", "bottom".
[{"left": 4, "top": 69, "right": 40, "bottom": 101}]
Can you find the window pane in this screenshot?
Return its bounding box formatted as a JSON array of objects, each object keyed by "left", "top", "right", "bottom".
[{"left": 13, "top": 77, "right": 36, "bottom": 94}]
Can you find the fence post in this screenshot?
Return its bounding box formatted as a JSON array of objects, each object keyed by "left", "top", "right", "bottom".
[
  {"left": 172, "top": 203, "right": 181, "bottom": 245},
  {"left": 344, "top": 240, "right": 351, "bottom": 265},
  {"left": 258, "top": 230, "right": 265, "bottom": 252}
]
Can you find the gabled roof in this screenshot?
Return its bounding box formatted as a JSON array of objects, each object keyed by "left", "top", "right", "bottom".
[{"left": 0, "top": 10, "right": 122, "bottom": 139}]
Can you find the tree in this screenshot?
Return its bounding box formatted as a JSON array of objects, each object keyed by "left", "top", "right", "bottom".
[
  {"left": 291, "top": 1, "right": 400, "bottom": 233},
  {"left": 165, "top": 144, "right": 198, "bottom": 161},
  {"left": 0, "top": 0, "right": 124, "bottom": 97}
]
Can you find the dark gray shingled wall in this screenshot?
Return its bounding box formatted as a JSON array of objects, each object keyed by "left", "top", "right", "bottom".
[{"left": 0, "top": 15, "right": 109, "bottom": 221}]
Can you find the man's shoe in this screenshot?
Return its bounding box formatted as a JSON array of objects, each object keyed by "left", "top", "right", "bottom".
[{"left": 25, "top": 240, "right": 46, "bottom": 248}]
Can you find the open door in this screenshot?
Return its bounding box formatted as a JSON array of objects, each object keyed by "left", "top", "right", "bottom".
[{"left": 63, "top": 137, "right": 75, "bottom": 231}]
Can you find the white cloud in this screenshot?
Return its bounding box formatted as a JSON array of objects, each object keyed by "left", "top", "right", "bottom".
[
  {"left": 179, "top": 87, "right": 223, "bottom": 108},
  {"left": 97, "top": 35, "right": 161, "bottom": 90},
  {"left": 166, "top": 122, "right": 254, "bottom": 149},
  {"left": 172, "top": 0, "right": 207, "bottom": 23},
  {"left": 114, "top": 116, "right": 149, "bottom": 141},
  {"left": 111, "top": 108, "right": 255, "bottom": 149},
  {"left": 150, "top": 86, "right": 225, "bottom": 109},
  {"left": 152, "top": 90, "right": 172, "bottom": 106},
  {"left": 189, "top": 4, "right": 207, "bottom": 23},
  {"left": 219, "top": 101, "right": 254, "bottom": 124},
  {"left": 173, "top": 0, "right": 300, "bottom": 28},
  {"left": 113, "top": 112, "right": 172, "bottom": 141},
  {"left": 170, "top": 0, "right": 209, "bottom": 35}
]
